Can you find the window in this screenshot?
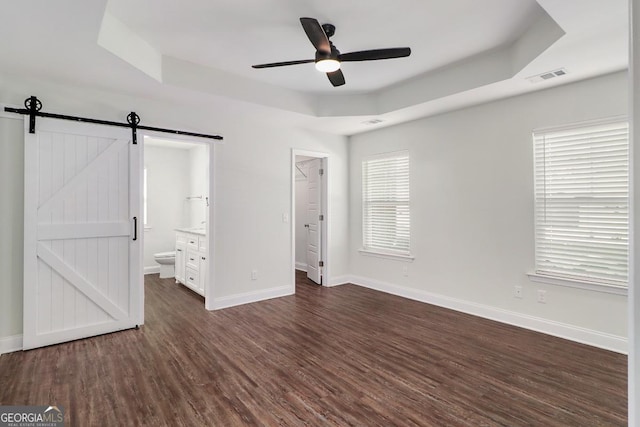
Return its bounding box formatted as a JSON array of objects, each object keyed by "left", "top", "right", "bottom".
[
  {"left": 362, "top": 151, "right": 411, "bottom": 257},
  {"left": 533, "top": 119, "right": 629, "bottom": 288}
]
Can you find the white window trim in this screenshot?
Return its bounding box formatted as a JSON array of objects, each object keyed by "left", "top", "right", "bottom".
[
  {"left": 532, "top": 115, "right": 627, "bottom": 134},
  {"left": 531, "top": 116, "right": 629, "bottom": 290},
  {"left": 527, "top": 272, "right": 627, "bottom": 296},
  {"left": 358, "top": 248, "right": 415, "bottom": 262}
]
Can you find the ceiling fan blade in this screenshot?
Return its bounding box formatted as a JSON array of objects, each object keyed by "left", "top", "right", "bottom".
[
  {"left": 252, "top": 59, "right": 315, "bottom": 69},
  {"left": 300, "top": 17, "right": 331, "bottom": 53},
  {"left": 327, "top": 69, "right": 345, "bottom": 87},
  {"left": 339, "top": 48, "right": 411, "bottom": 62}
]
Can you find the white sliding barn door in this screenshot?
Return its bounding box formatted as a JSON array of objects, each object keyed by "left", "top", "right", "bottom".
[
  {"left": 306, "top": 158, "right": 322, "bottom": 284},
  {"left": 23, "top": 117, "right": 142, "bottom": 350}
]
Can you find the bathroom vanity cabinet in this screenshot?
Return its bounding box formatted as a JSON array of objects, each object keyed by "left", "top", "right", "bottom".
[{"left": 175, "top": 229, "right": 207, "bottom": 296}]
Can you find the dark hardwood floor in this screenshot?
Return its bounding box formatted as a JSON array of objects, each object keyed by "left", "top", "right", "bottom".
[{"left": 0, "top": 272, "right": 627, "bottom": 426}]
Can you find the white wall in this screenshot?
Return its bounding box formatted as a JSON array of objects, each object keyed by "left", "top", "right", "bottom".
[
  {"left": 349, "top": 71, "right": 628, "bottom": 347},
  {"left": 0, "top": 116, "right": 24, "bottom": 338},
  {"left": 213, "top": 128, "right": 349, "bottom": 302},
  {"left": 0, "top": 73, "right": 349, "bottom": 340},
  {"left": 188, "top": 144, "right": 208, "bottom": 227},
  {"left": 295, "top": 160, "right": 308, "bottom": 270},
  {"left": 143, "top": 145, "right": 190, "bottom": 271},
  {"left": 630, "top": 0, "right": 640, "bottom": 417}
]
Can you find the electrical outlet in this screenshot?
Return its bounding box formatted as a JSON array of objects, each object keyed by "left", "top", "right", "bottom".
[
  {"left": 514, "top": 286, "right": 523, "bottom": 299},
  {"left": 251, "top": 270, "right": 258, "bottom": 280},
  {"left": 402, "top": 266, "right": 409, "bottom": 277},
  {"left": 537, "top": 289, "right": 547, "bottom": 304},
  {"left": 282, "top": 213, "right": 289, "bottom": 223}
]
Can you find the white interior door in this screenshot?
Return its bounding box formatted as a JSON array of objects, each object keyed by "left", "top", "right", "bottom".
[
  {"left": 306, "top": 158, "right": 322, "bottom": 284},
  {"left": 23, "top": 117, "right": 142, "bottom": 350}
]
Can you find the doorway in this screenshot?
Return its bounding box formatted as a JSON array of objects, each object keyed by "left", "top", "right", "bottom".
[
  {"left": 292, "top": 150, "right": 329, "bottom": 287},
  {"left": 141, "top": 134, "right": 212, "bottom": 307}
]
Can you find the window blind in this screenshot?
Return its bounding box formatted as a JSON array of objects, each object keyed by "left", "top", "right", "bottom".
[
  {"left": 533, "top": 120, "right": 629, "bottom": 286},
  {"left": 362, "top": 151, "right": 410, "bottom": 255}
]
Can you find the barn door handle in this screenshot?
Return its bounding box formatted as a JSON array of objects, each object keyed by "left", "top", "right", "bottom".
[{"left": 133, "top": 216, "right": 138, "bottom": 241}]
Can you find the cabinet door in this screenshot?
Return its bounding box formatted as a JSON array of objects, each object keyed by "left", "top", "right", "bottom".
[
  {"left": 199, "top": 253, "right": 207, "bottom": 296},
  {"left": 175, "top": 242, "right": 186, "bottom": 283}
]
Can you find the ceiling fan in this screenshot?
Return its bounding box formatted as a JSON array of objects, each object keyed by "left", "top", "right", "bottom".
[{"left": 251, "top": 17, "right": 411, "bottom": 87}]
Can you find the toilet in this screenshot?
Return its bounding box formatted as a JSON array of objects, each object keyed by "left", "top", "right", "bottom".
[{"left": 154, "top": 251, "right": 176, "bottom": 279}]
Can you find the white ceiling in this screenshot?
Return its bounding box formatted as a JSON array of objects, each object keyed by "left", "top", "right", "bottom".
[
  {"left": 106, "top": 0, "right": 541, "bottom": 93},
  {"left": 0, "top": 0, "right": 629, "bottom": 135}
]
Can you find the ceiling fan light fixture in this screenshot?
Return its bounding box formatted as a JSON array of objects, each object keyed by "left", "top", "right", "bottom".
[{"left": 315, "top": 59, "right": 340, "bottom": 73}]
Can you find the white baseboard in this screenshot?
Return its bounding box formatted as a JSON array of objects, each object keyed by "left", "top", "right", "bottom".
[
  {"left": 348, "top": 275, "right": 627, "bottom": 354},
  {"left": 144, "top": 266, "right": 160, "bottom": 275},
  {"left": 0, "top": 334, "right": 23, "bottom": 354},
  {"left": 5, "top": 276, "right": 622, "bottom": 354},
  {"left": 295, "top": 262, "right": 307, "bottom": 272},
  {"left": 211, "top": 285, "right": 293, "bottom": 310},
  {"left": 326, "top": 275, "right": 351, "bottom": 287}
]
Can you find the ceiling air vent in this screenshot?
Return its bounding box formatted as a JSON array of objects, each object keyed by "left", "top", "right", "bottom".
[{"left": 528, "top": 68, "right": 568, "bottom": 84}]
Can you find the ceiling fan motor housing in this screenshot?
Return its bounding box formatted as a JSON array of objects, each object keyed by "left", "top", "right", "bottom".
[{"left": 321, "top": 23, "right": 336, "bottom": 38}]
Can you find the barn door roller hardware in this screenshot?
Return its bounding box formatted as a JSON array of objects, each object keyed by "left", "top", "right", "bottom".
[{"left": 4, "top": 96, "right": 224, "bottom": 144}]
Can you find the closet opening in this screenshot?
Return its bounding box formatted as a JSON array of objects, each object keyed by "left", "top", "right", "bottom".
[{"left": 292, "top": 150, "right": 329, "bottom": 288}]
